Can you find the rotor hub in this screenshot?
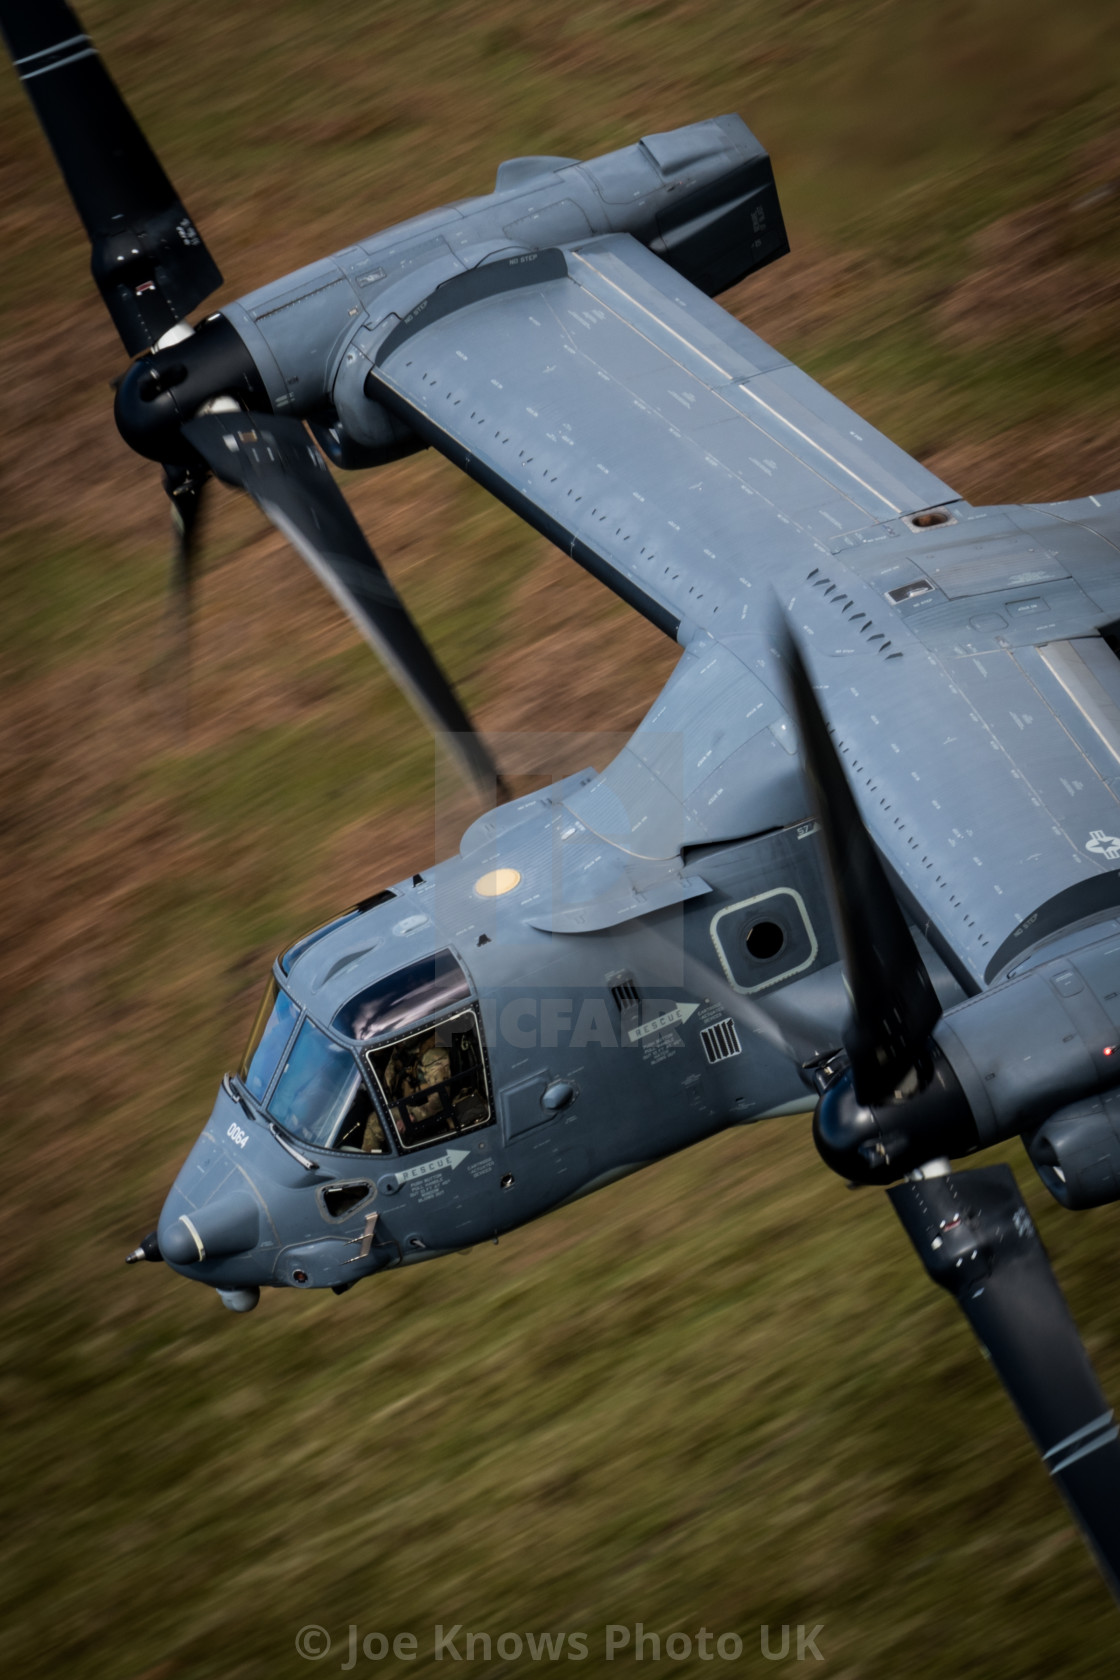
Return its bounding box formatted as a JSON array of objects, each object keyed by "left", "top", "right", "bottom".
[
  {"left": 813, "top": 1043, "right": 978, "bottom": 1186},
  {"left": 114, "top": 314, "right": 268, "bottom": 463}
]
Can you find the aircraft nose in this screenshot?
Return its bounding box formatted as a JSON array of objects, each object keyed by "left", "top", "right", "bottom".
[
  {"left": 158, "top": 1192, "right": 260, "bottom": 1266},
  {"left": 155, "top": 1083, "right": 275, "bottom": 1299}
]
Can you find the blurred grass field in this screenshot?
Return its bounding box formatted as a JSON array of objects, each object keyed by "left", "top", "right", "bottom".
[{"left": 3, "top": 1, "right": 1120, "bottom": 1675}]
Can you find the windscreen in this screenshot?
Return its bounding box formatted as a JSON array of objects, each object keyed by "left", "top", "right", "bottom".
[
  {"left": 269, "top": 1018, "right": 366, "bottom": 1148},
  {"left": 332, "top": 949, "right": 471, "bottom": 1042},
  {"left": 240, "top": 982, "right": 300, "bottom": 1101}
]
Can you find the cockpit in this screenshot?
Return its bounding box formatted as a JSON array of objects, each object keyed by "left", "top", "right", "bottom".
[{"left": 235, "top": 935, "right": 492, "bottom": 1156}]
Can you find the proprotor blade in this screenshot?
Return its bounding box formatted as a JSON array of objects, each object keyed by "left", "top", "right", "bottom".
[
  {"left": 0, "top": 0, "right": 222, "bottom": 353},
  {"left": 183, "top": 413, "right": 502, "bottom": 802},
  {"left": 782, "top": 630, "right": 941, "bottom": 1104},
  {"left": 161, "top": 463, "right": 209, "bottom": 726},
  {"left": 890, "top": 1164, "right": 1120, "bottom": 1601}
]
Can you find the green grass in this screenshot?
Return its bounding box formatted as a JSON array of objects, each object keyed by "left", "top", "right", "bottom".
[{"left": 3, "top": 2, "right": 1120, "bottom": 1676}]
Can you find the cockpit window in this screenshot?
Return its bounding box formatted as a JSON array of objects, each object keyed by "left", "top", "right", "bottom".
[
  {"left": 333, "top": 1085, "right": 390, "bottom": 1155},
  {"left": 279, "top": 907, "right": 361, "bottom": 976},
  {"left": 269, "top": 1018, "right": 388, "bottom": 1152},
  {"left": 367, "top": 1007, "right": 491, "bottom": 1150},
  {"left": 332, "top": 949, "right": 471, "bottom": 1042},
  {"left": 240, "top": 982, "right": 300, "bottom": 1101}
]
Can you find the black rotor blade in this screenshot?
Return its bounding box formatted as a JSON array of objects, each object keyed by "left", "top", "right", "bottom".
[
  {"left": 890, "top": 1164, "right": 1120, "bottom": 1601},
  {"left": 183, "top": 413, "right": 502, "bottom": 802},
  {"left": 164, "top": 462, "right": 208, "bottom": 597},
  {"left": 0, "top": 0, "right": 222, "bottom": 354},
  {"left": 161, "top": 463, "right": 209, "bottom": 724},
  {"left": 782, "top": 630, "right": 941, "bottom": 1104}
]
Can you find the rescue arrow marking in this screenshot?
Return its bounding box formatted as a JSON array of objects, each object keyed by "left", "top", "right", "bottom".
[
  {"left": 395, "top": 1146, "right": 471, "bottom": 1185},
  {"left": 627, "top": 1002, "right": 699, "bottom": 1043}
]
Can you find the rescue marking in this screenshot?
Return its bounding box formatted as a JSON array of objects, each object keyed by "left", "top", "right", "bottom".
[
  {"left": 627, "top": 1002, "right": 699, "bottom": 1043},
  {"left": 395, "top": 1147, "right": 471, "bottom": 1184}
]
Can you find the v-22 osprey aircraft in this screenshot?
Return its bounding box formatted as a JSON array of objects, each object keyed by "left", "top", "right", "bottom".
[{"left": 8, "top": 0, "right": 1120, "bottom": 1603}]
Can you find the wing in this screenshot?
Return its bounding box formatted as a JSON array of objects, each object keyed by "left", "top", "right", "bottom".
[
  {"left": 366, "top": 234, "right": 1120, "bottom": 988},
  {"left": 366, "top": 234, "right": 957, "bottom": 644},
  {"left": 789, "top": 491, "right": 1120, "bottom": 989}
]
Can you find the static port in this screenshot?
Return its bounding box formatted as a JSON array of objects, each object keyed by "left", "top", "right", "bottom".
[{"left": 501, "top": 1173, "right": 515, "bottom": 1189}]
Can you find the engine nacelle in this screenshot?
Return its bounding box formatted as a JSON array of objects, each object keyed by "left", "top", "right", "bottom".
[
  {"left": 308, "top": 349, "right": 424, "bottom": 468},
  {"left": 645, "top": 119, "right": 788, "bottom": 295},
  {"left": 1027, "top": 1092, "right": 1120, "bottom": 1209},
  {"left": 308, "top": 402, "right": 422, "bottom": 471},
  {"left": 814, "top": 937, "right": 1120, "bottom": 1186}
]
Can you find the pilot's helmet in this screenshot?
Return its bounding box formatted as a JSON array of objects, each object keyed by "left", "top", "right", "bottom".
[{"left": 418, "top": 1045, "right": 451, "bottom": 1087}]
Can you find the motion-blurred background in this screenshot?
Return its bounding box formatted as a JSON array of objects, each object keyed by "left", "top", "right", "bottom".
[{"left": 3, "top": 2, "right": 1120, "bottom": 1674}]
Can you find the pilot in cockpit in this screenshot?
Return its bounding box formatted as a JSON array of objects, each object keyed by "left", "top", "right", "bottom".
[
  {"left": 380, "top": 1035, "right": 451, "bottom": 1143},
  {"left": 380, "top": 1032, "right": 487, "bottom": 1145}
]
